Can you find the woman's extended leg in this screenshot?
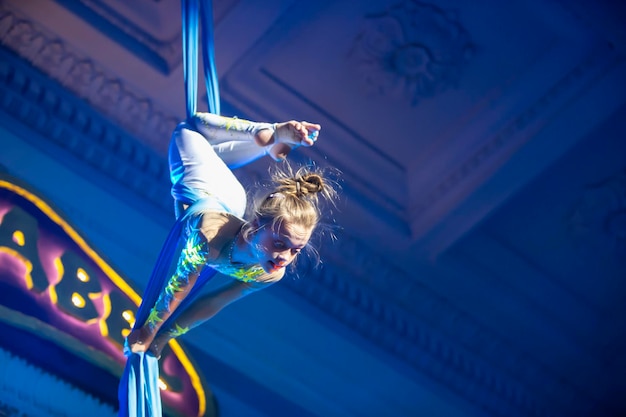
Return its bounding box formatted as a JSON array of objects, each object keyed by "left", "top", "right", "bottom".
[
  {"left": 190, "top": 113, "right": 274, "bottom": 167},
  {"left": 169, "top": 122, "right": 249, "bottom": 218},
  {"left": 190, "top": 112, "right": 320, "bottom": 167}
]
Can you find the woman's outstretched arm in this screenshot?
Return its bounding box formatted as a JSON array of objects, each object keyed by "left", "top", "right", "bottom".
[
  {"left": 126, "top": 227, "right": 211, "bottom": 353},
  {"left": 147, "top": 278, "right": 277, "bottom": 358}
]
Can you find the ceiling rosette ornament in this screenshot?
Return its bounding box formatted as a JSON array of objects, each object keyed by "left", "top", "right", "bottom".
[{"left": 350, "top": 0, "right": 474, "bottom": 105}]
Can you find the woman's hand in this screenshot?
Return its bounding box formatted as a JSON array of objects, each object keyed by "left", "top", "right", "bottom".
[
  {"left": 147, "top": 335, "right": 170, "bottom": 359},
  {"left": 267, "top": 121, "right": 320, "bottom": 161},
  {"left": 274, "top": 121, "right": 321, "bottom": 147},
  {"left": 125, "top": 326, "right": 169, "bottom": 359},
  {"left": 126, "top": 326, "right": 155, "bottom": 354}
]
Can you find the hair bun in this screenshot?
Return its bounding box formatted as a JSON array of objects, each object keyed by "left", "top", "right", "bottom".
[
  {"left": 301, "top": 173, "right": 324, "bottom": 193},
  {"left": 266, "top": 163, "right": 339, "bottom": 205},
  {"left": 293, "top": 174, "right": 324, "bottom": 197}
]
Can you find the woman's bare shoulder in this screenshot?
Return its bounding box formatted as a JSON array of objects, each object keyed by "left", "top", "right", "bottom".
[{"left": 198, "top": 211, "right": 244, "bottom": 256}]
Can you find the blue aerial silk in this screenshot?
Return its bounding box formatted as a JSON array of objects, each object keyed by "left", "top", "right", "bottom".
[
  {"left": 118, "top": 0, "right": 221, "bottom": 415},
  {"left": 183, "top": 0, "right": 220, "bottom": 117},
  {"left": 118, "top": 352, "right": 161, "bottom": 417},
  {"left": 118, "top": 217, "right": 218, "bottom": 417}
]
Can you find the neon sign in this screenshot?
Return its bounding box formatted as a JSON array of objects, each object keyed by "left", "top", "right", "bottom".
[{"left": 0, "top": 173, "right": 213, "bottom": 417}]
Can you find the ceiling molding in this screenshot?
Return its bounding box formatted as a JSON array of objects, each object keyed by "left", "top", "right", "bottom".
[
  {"left": 0, "top": 44, "right": 172, "bottom": 216},
  {"left": 408, "top": 42, "right": 618, "bottom": 240},
  {"left": 0, "top": 1, "right": 179, "bottom": 153},
  {"left": 53, "top": 0, "right": 181, "bottom": 74}
]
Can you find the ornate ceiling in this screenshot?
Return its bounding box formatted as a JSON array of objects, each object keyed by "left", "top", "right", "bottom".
[{"left": 1, "top": 0, "right": 625, "bottom": 416}]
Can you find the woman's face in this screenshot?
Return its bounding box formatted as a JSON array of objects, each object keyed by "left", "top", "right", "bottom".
[{"left": 248, "top": 220, "right": 312, "bottom": 273}]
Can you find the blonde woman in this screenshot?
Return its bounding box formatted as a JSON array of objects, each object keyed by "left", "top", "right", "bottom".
[{"left": 118, "top": 113, "right": 337, "bottom": 417}]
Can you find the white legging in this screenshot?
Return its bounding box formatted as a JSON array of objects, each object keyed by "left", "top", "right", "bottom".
[{"left": 168, "top": 113, "right": 274, "bottom": 219}]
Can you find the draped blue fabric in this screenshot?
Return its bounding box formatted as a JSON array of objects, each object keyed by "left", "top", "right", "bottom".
[
  {"left": 118, "top": 206, "right": 219, "bottom": 417},
  {"left": 182, "top": 0, "right": 199, "bottom": 118},
  {"left": 118, "top": 0, "right": 220, "bottom": 415},
  {"left": 199, "top": 0, "right": 220, "bottom": 116},
  {"left": 183, "top": 0, "right": 220, "bottom": 117},
  {"left": 118, "top": 352, "right": 161, "bottom": 417}
]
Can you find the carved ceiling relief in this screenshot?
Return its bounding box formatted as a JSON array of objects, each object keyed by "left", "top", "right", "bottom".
[
  {"left": 568, "top": 168, "right": 626, "bottom": 260},
  {"left": 349, "top": 0, "right": 474, "bottom": 105},
  {"left": 0, "top": 4, "right": 178, "bottom": 153}
]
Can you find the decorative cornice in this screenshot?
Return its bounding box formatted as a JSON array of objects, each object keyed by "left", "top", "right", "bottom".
[
  {"left": 0, "top": 44, "right": 172, "bottom": 215},
  {"left": 54, "top": 0, "right": 182, "bottom": 74},
  {"left": 0, "top": 2, "right": 180, "bottom": 154}
]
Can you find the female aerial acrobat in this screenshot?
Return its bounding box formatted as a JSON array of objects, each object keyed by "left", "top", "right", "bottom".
[{"left": 117, "top": 112, "right": 338, "bottom": 416}]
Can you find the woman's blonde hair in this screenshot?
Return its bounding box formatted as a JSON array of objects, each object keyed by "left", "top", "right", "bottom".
[{"left": 243, "top": 162, "right": 339, "bottom": 265}]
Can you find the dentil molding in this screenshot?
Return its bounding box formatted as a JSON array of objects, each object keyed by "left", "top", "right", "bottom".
[{"left": 0, "top": 2, "right": 179, "bottom": 154}]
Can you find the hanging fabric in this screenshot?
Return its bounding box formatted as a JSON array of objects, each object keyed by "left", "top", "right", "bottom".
[
  {"left": 118, "top": 1, "right": 220, "bottom": 415},
  {"left": 199, "top": 0, "right": 220, "bottom": 115},
  {"left": 130, "top": 0, "right": 222, "bottom": 343},
  {"left": 183, "top": 0, "right": 220, "bottom": 117}
]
